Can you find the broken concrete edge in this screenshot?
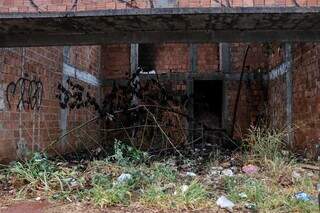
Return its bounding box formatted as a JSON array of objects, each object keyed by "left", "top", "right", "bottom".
[{"left": 1, "top": 7, "right": 320, "bottom": 19}]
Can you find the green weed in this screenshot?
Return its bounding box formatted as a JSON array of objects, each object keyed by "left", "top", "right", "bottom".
[{"left": 90, "top": 184, "right": 132, "bottom": 207}]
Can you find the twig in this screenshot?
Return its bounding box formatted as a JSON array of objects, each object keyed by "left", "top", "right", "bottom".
[
  {"left": 80, "top": 128, "right": 108, "bottom": 155},
  {"left": 44, "top": 116, "right": 99, "bottom": 151},
  {"left": 143, "top": 106, "right": 184, "bottom": 157}
]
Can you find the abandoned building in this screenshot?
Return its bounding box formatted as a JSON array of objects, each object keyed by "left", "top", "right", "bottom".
[{"left": 0, "top": 1, "right": 320, "bottom": 163}]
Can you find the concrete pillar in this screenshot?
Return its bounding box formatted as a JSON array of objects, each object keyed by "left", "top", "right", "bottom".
[
  {"left": 60, "top": 46, "right": 70, "bottom": 146},
  {"left": 130, "top": 44, "right": 139, "bottom": 74},
  {"left": 187, "top": 43, "right": 197, "bottom": 142},
  {"left": 285, "top": 43, "right": 293, "bottom": 145},
  {"left": 219, "top": 43, "right": 231, "bottom": 132}
]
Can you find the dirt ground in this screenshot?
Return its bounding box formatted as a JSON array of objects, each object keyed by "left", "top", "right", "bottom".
[{"left": 0, "top": 197, "right": 219, "bottom": 213}]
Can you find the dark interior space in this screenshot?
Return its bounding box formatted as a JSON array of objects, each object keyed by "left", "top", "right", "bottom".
[
  {"left": 194, "top": 80, "right": 223, "bottom": 144},
  {"left": 138, "top": 43, "right": 155, "bottom": 71}
]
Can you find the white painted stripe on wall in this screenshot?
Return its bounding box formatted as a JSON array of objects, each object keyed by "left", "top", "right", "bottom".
[
  {"left": 265, "top": 61, "right": 291, "bottom": 80},
  {"left": 63, "top": 63, "right": 100, "bottom": 86}
]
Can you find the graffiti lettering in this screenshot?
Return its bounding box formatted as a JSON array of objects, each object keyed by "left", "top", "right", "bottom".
[{"left": 6, "top": 74, "right": 43, "bottom": 111}]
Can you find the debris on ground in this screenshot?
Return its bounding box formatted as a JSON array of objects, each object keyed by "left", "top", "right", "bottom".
[
  {"left": 244, "top": 203, "right": 256, "bottom": 210},
  {"left": 278, "top": 174, "right": 293, "bottom": 187},
  {"left": 181, "top": 184, "right": 189, "bottom": 193},
  {"left": 117, "top": 173, "right": 132, "bottom": 183},
  {"left": 292, "top": 170, "right": 302, "bottom": 181},
  {"left": 186, "top": 172, "right": 197, "bottom": 177},
  {"left": 221, "top": 169, "right": 234, "bottom": 177},
  {"left": 242, "top": 164, "right": 259, "bottom": 174},
  {"left": 294, "top": 192, "right": 312, "bottom": 202},
  {"left": 0, "top": 129, "right": 319, "bottom": 212},
  {"left": 216, "top": 195, "right": 235, "bottom": 211},
  {"left": 238, "top": 192, "right": 247, "bottom": 198}
]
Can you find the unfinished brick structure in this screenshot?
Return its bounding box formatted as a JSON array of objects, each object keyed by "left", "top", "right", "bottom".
[{"left": 0, "top": 1, "right": 320, "bottom": 162}]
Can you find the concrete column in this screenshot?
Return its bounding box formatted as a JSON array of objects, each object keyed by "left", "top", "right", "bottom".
[
  {"left": 187, "top": 43, "right": 197, "bottom": 142},
  {"left": 285, "top": 43, "right": 293, "bottom": 145},
  {"left": 219, "top": 43, "right": 231, "bottom": 132},
  {"left": 130, "top": 44, "right": 139, "bottom": 74},
  {"left": 60, "top": 46, "right": 70, "bottom": 146}
]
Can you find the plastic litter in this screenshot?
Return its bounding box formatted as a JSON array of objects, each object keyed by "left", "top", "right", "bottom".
[
  {"left": 221, "top": 169, "right": 234, "bottom": 177},
  {"left": 181, "top": 185, "right": 189, "bottom": 193},
  {"left": 239, "top": 192, "right": 248, "bottom": 198},
  {"left": 294, "top": 192, "right": 311, "bottom": 201},
  {"left": 186, "top": 172, "right": 197, "bottom": 177},
  {"left": 216, "top": 195, "right": 235, "bottom": 211},
  {"left": 242, "top": 164, "right": 259, "bottom": 174},
  {"left": 117, "top": 173, "right": 132, "bottom": 183},
  {"left": 244, "top": 203, "right": 256, "bottom": 209},
  {"left": 292, "top": 170, "right": 301, "bottom": 180}
]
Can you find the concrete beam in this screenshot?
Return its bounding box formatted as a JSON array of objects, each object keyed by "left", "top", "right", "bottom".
[
  {"left": 100, "top": 72, "right": 258, "bottom": 86},
  {"left": 2, "top": 30, "right": 320, "bottom": 47},
  {"left": 2, "top": 7, "right": 320, "bottom": 19},
  {"left": 2, "top": 7, "right": 320, "bottom": 47}
]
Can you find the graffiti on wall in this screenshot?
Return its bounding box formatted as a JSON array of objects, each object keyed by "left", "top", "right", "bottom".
[
  {"left": 6, "top": 74, "right": 43, "bottom": 110},
  {"left": 56, "top": 68, "right": 188, "bottom": 119}
]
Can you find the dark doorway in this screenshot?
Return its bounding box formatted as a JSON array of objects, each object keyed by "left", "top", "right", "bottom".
[
  {"left": 194, "top": 80, "right": 223, "bottom": 144},
  {"left": 138, "top": 44, "right": 155, "bottom": 72}
]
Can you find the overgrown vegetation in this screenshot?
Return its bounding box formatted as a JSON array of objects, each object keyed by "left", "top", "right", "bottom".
[
  {"left": 244, "top": 125, "right": 288, "bottom": 161},
  {"left": 2, "top": 127, "right": 319, "bottom": 212}
]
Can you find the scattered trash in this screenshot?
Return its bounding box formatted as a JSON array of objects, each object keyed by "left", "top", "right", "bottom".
[
  {"left": 210, "top": 167, "right": 222, "bottom": 176},
  {"left": 186, "top": 172, "right": 197, "bottom": 177},
  {"left": 294, "top": 192, "right": 312, "bottom": 202},
  {"left": 278, "top": 175, "right": 293, "bottom": 187},
  {"left": 244, "top": 203, "right": 256, "bottom": 209},
  {"left": 35, "top": 197, "right": 41, "bottom": 201},
  {"left": 221, "top": 162, "right": 231, "bottom": 168},
  {"left": 181, "top": 185, "right": 189, "bottom": 193},
  {"left": 163, "top": 183, "right": 175, "bottom": 192},
  {"left": 239, "top": 192, "right": 248, "bottom": 198},
  {"left": 216, "top": 195, "right": 235, "bottom": 211},
  {"left": 230, "top": 166, "right": 238, "bottom": 173},
  {"left": 306, "top": 172, "right": 314, "bottom": 178},
  {"left": 221, "top": 169, "right": 234, "bottom": 177},
  {"left": 281, "top": 150, "right": 289, "bottom": 155},
  {"left": 292, "top": 170, "right": 302, "bottom": 180},
  {"left": 242, "top": 164, "right": 259, "bottom": 174},
  {"left": 64, "top": 177, "right": 79, "bottom": 189},
  {"left": 117, "top": 173, "right": 132, "bottom": 183}
]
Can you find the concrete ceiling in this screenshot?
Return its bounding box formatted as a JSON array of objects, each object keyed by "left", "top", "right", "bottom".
[{"left": 1, "top": 7, "right": 320, "bottom": 47}]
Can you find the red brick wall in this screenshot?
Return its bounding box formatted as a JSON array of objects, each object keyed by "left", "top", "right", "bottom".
[
  {"left": 101, "top": 43, "right": 219, "bottom": 76},
  {"left": 292, "top": 43, "right": 320, "bottom": 155},
  {"left": 266, "top": 42, "right": 320, "bottom": 156},
  {"left": 267, "top": 74, "right": 286, "bottom": 128},
  {"left": 197, "top": 43, "right": 219, "bottom": 73},
  {"left": 101, "top": 44, "right": 130, "bottom": 79},
  {"left": 0, "top": 46, "right": 101, "bottom": 163},
  {"left": 100, "top": 43, "right": 265, "bottom": 139},
  {"left": 1, "top": 0, "right": 319, "bottom": 13},
  {"left": 231, "top": 43, "right": 268, "bottom": 72},
  {"left": 153, "top": 44, "right": 189, "bottom": 73}
]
